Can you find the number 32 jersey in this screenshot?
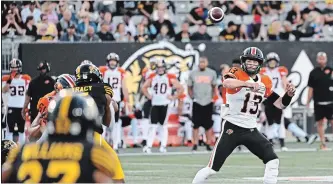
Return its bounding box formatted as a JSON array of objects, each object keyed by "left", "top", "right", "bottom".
[
  {"left": 1, "top": 74, "right": 31, "bottom": 108},
  {"left": 223, "top": 67, "right": 273, "bottom": 128}
]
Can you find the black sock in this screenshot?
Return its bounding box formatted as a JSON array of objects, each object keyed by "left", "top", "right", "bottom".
[{"left": 279, "top": 138, "right": 285, "bottom": 147}]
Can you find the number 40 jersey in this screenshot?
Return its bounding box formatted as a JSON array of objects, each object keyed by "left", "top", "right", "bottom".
[{"left": 223, "top": 67, "right": 273, "bottom": 129}]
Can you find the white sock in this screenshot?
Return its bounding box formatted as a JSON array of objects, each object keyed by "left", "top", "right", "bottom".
[
  {"left": 18, "top": 132, "right": 26, "bottom": 145},
  {"left": 5, "top": 131, "right": 13, "bottom": 141},
  {"left": 118, "top": 121, "right": 122, "bottom": 148},
  {"left": 112, "top": 121, "right": 120, "bottom": 150},
  {"left": 185, "top": 120, "right": 193, "bottom": 141},
  {"left": 141, "top": 119, "right": 149, "bottom": 141},
  {"left": 160, "top": 124, "right": 168, "bottom": 148},
  {"left": 263, "top": 159, "right": 279, "bottom": 184},
  {"left": 278, "top": 121, "right": 286, "bottom": 139},
  {"left": 147, "top": 124, "right": 158, "bottom": 148},
  {"left": 192, "top": 166, "right": 217, "bottom": 184},
  {"left": 288, "top": 123, "right": 307, "bottom": 138},
  {"left": 131, "top": 118, "right": 138, "bottom": 144}
]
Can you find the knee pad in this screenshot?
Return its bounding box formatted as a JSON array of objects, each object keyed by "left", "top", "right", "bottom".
[{"left": 264, "top": 159, "right": 279, "bottom": 184}]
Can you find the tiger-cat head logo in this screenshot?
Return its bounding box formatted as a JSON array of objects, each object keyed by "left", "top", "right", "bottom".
[{"left": 121, "top": 42, "right": 199, "bottom": 106}]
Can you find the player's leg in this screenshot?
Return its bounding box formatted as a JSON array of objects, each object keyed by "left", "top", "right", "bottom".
[
  {"left": 192, "top": 120, "right": 238, "bottom": 184},
  {"left": 184, "top": 116, "right": 193, "bottom": 143},
  {"left": 5, "top": 108, "right": 15, "bottom": 142},
  {"left": 158, "top": 105, "right": 169, "bottom": 152},
  {"left": 191, "top": 102, "right": 201, "bottom": 151},
  {"left": 241, "top": 129, "right": 279, "bottom": 184},
  {"left": 16, "top": 108, "right": 26, "bottom": 145},
  {"left": 141, "top": 100, "right": 151, "bottom": 146},
  {"left": 112, "top": 102, "right": 121, "bottom": 152},
  {"left": 265, "top": 106, "right": 277, "bottom": 143},
  {"left": 325, "top": 104, "right": 333, "bottom": 144},
  {"left": 314, "top": 105, "right": 328, "bottom": 149},
  {"left": 144, "top": 106, "right": 159, "bottom": 153},
  {"left": 275, "top": 108, "right": 287, "bottom": 150},
  {"left": 212, "top": 115, "right": 222, "bottom": 141},
  {"left": 202, "top": 103, "right": 214, "bottom": 150}
]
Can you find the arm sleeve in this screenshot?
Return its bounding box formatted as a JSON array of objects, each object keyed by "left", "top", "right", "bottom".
[
  {"left": 307, "top": 71, "right": 314, "bottom": 88},
  {"left": 103, "top": 83, "right": 114, "bottom": 98},
  {"left": 26, "top": 80, "right": 33, "bottom": 96}
]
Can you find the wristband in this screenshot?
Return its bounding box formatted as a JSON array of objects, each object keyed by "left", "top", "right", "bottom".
[
  {"left": 282, "top": 93, "right": 292, "bottom": 106},
  {"left": 6, "top": 79, "right": 12, "bottom": 84}
]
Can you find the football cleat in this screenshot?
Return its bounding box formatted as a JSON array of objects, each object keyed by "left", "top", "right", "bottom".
[
  {"left": 307, "top": 135, "right": 318, "bottom": 145},
  {"left": 159, "top": 147, "right": 167, "bottom": 153}
]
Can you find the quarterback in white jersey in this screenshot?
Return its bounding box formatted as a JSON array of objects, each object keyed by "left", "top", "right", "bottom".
[
  {"left": 99, "top": 52, "right": 130, "bottom": 152},
  {"left": 142, "top": 61, "right": 183, "bottom": 153},
  {"left": 192, "top": 47, "right": 296, "bottom": 184},
  {"left": 1, "top": 59, "right": 31, "bottom": 145}
]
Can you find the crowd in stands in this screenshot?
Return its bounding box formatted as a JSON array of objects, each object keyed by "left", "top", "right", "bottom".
[{"left": 2, "top": 0, "right": 333, "bottom": 42}]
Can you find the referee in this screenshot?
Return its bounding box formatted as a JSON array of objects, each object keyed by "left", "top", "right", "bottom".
[
  {"left": 22, "top": 61, "right": 55, "bottom": 122},
  {"left": 188, "top": 56, "right": 217, "bottom": 151},
  {"left": 307, "top": 52, "right": 333, "bottom": 150}
]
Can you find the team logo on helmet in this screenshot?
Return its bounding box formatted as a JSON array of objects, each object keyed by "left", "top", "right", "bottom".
[{"left": 121, "top": 42, "right": 199, "bottom": 105}]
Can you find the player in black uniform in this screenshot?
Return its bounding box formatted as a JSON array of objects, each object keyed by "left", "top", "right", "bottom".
[
  {"left": 1, "top": 140, "right": 17, "bottom": 165},
  {"left": 1, "top": 91, "right": 118, "bottom": 183}
]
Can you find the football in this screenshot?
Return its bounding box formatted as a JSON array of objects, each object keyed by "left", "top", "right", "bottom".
[{"left": 209, "top": 7, "right": 225, "bottom": 23}]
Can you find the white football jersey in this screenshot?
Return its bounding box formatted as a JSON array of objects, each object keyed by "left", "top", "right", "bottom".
[
  {"left": 2, "top": 74, "right": 31, "bottom": 108},
  {"left": 222, "top": 68, "right": 273, "bottom": 129},
  {"left": 100, "top": 66, "right": 125, "bottom": 102},
  {"left": 213, "top": 95, "right": 223, "bottom": 116},
  {"left": 261, "top": 66, "right": 288, "bottom": 96},
  {"left": 181, "top": 95, "right": 192, "bottom": 115},
  {"left": 149, "top": 73, "right": 176, "bottom": 106}
]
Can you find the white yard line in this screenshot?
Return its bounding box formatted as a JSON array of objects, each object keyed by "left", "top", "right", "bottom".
[{"left": 244, "top": 176, "right": 333, "bottom": 182}]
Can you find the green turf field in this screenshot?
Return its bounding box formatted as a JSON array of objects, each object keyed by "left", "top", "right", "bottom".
[{"left": 119, "top": 142, "right": 333, "bottom": 184}]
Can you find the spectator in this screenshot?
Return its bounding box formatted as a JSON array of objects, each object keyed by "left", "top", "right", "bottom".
[
  {"left": 294, "top": 11, "right": 321, "bottom": 40},
  {"left": 286, "top": 3, "right": 302, "bottom": 25},
  {"left": 219, "top": 21, "right": 238, "bottom": 41},
  {"left": 141, "top": 16, "right": 157, "bottom": 35},
  {"left": 323, "top": 1, "right": 333, "bottom": 26},
  {"left": 247, "top": 16, "right": 262, "bottom": 40},
  {"left": 5, "top": 2, "right": 22, "bottom": 24},
  {"left": 279, "top": 21, "right": 296, "bottom": 41},
  {"left": 77, "top": 12, "right": 97, "bottom": 35},
  {"left": 138, "top": 1, "right": 157, "bottom": 17},
  {"left": 152, "top": 2, "right": 171, "bottom": 21},
  {"left": 36, "top": 14, "right": 58, "bottom": 40},
  {"left": 81, "top": 0, "right": 94, "bottom": 13},
  {"left": 123, "top": 12, "right": 137, "bottom": 37},
  {"left": 116, "top": 1, "right": 138, "bottom": 16},
  {"left": 190, "top": 24, "right": 212, "bottom": 41},
  {"left": 97, "top": 21, "right": 115, "bottom": 41},
  {"left": 175, "top": 22, "right": 191, "bottom": 42},
  {"left": 239, "top": 24, "right": 249, "bottom": 41},
  {"left": 114, "top": 23, "right": 134, "bottom": 42},
  {"left": 153, "top": 9, "right": 175, "bottom": 38},
  {"left": 60, "top": 24, "right": 80, "bottom": 42},
  {"left": 23, "top": 16, "right": 37, "bottom": 38},
  {"left": 56, "top": 0, "right": 69, "bottom": 20},
  {"left": 229, "top": 0, "right": 249, "bottom": 16},
  {"left": 268, "top": 1, "right": 284, "bottom": 15},
  {"left": 1, "top": 9, "right": 24, "bottom": 36},
  {"left": 57, "top": 9, "right": 76, "bottom": 36},
  {"left": 81, "top": 25, "right": 101, "bottom": 42},
  {"left": 134, "top": 23, "right": 151, "bottom": 42},
  {"left": 21, "top": 1, "right": 41, "bottom": 23},
  {"left": 187, "top": 0, "right": 212, "bottom": 26},
  {"left": 267, "top": 21, "right": 282, "bottom": 40},
  {"left": 42, "top": 2, "right": 58, "bottom": 24},
  {"left": 97, "top": 11, "right": 114, "bottom": 33},
  {"left": 252, "top": 0, "right": 270, "bottom": 23},
  {"left": 156, "top": 24, "right": 173, "bottom": 41},
  {"left": 301, "top": 1, "right": 322, "bottom": 21}
]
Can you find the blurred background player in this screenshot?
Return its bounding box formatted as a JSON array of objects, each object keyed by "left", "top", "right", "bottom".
[
  {"left": 100, "top": 52, "right": 130, "bottom": 152},
  {"left": 178, "top": 93, "right": 193, "bottom": 146},
  {"left": 22, "top": 61, "right": 55, "bottom": 125},
  {"left": 2, "top": 92, "right": 121, "bottom": 183},
  {"left": 1, "top": 140, "right": 17, "bottom": 165},
  {"left": 188, "top": 56, "right": 217, "bottom": 151},
  {"left": 231, "top": 58, "right": 241, "bottom": 68},
  {"left": 140, "top": 58, "right": 157, "bottom": 146},
  {"left": 28, "top": 74, "right": 76, "bottom": 142},
  {"left": 307, "top": 52, "right": 333, "bottom": 150},
  {"left": 1, "top": 59, "right": 31, "bottom": 145},
  {"left": 142, "top": 61, "right": 184, "bottom": 153},
  {"left": 261, "top": 52, "right": 289, "bottom": 150}
]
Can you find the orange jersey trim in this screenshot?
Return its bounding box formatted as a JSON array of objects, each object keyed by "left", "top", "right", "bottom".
[{"left": 260, "top": 74, "right": 273, "bottom": 97}]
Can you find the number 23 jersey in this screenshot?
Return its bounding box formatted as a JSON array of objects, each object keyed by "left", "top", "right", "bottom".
[{"left": 223, "top": 67, "right": 273, "bottom": 128}]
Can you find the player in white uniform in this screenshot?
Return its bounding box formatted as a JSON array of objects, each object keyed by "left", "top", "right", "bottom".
[
  {"left": 1, "top": 59, "right": 31, "bottom": 145},
  {"left": 142, "top": 61, "right": 183, "bottom": 153},
  {"left": 178, "top": 93, "right": 193, "bottom": 145},
  {"left": 212, "top": 94, "right": 223, "bottom": 139},
  {"left": 99, "top": 52, "right": 130, "bottom": 152},
  {"left": 192, "top": 47, "right": 296, "bottom": 184}
]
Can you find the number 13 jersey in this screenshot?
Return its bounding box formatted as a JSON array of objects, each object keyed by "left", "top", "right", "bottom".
[{"left": 223, "top": 67, "right": 273, "bottom": 128}]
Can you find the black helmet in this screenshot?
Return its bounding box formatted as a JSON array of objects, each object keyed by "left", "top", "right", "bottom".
[
  {"left": 1, "top": 140, "right": 17, "bottom": 165},
  {"left": 47, "top": 90, "right": 101, "bottom": 139},
  {"left": 75, "top": 64, "right": 102, "bottom": 84},
  {"left": 9, "top": 58, "right": 22, "bottom": 74},
  {"left": 37, "top": 60, "right": 51, "bottom": 72},
  {"left": 266, "top": 52, "right": 280, "bottom": 68},
  {"left": 240, "top": 47, "right": 264, "bottom": 75},
  {"left": 106, "top": 52, "right": 120, "bottom": 69},
  {"left": 54, "top": 74, "right": 76, "bottom": 92}
]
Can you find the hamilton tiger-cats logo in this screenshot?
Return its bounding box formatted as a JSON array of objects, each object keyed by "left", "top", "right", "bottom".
[{"left": 121, "top": 41, "right": 199, "bottom": 105}]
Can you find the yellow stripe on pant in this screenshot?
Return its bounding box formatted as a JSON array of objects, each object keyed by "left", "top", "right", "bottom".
[{"left": 93, "top": 132, "right": 125, "bottom": 180}]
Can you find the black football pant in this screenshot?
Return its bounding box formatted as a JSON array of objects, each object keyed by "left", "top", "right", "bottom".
[{"left": 207, "top": 120, "right": 278, "bottom": 171}]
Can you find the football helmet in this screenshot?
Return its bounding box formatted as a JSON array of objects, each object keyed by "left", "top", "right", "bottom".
[
  {"left": 75, "top": 64, "right": 102, "bottom": 84},
  {"left": 81, "top": 60, "right": 92, "bottom": 65},
  {"left": 37, "top": 60, "right": 51, "bottom": 72},
  {"left": 47, "top": 90, "right": 101, "bottom": 138},
  {"left": 54, "top": 74, "right": 76, "bottom": 92},
  {"left": 1, "top": 140, "right": 17, "bottom": 165},
  {"left": 9, "top": 58, "right": 22, "bottom": 74},
  {"left": 266, "top": 52, "right": 280, "bottom": 68},
  {"left": 106, "top": 52, "right": 120, "bottom": 69},
  {"left": 240, "top": 47, "right": 264, "bottom": 75}
]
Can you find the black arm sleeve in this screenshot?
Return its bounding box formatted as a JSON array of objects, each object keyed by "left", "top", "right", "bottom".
[
  {"left": 282, "top": 93, "right": 292, "bottom": 106},
  {"left": 263, "top": 91, "right": 280, "bottom": 106}
]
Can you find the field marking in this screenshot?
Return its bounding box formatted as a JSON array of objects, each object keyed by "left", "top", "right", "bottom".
[
  {"left": 125, "top": 170, "right": 167, "bottom": 173},
  {"left": 244, "top": 176, "right": 333, "bottom": 182},
  {"left": 122, "top": 162, "right": 333, "bottom": 171}
]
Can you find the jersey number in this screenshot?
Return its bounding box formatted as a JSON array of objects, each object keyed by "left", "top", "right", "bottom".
[
  {"left": 240, "top": 93, "right": 263, "bottom": 114},
  {"left": 17, "top": 160, "right": 80, "bottom": 183},
  {"left": 10, "top": 86, "right": 24, "bottom": 96},
  {"left": 272, "top": 77, "right": 279, "bottom": 89},
  {"left": 107, "top": 77, "right": 119, "bottom": 89},
  {"left": 153, "top": 83, "right": 167, "bottom": 94}
]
